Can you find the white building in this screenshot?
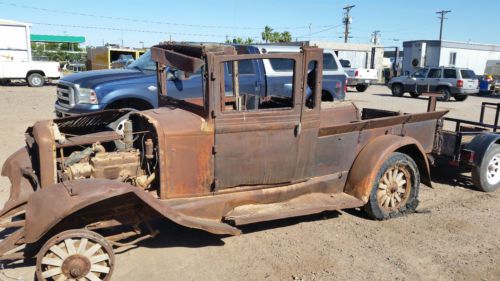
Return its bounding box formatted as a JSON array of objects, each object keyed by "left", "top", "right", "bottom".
[
  {"left": 0, "top": 19, "right": 32, "bottom": 62},
  {"left": 402, "top": 40, "right": 500, "bottom": 75}
]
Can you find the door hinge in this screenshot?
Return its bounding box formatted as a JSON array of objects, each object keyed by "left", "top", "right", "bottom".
[
  {"left": 211, "top": 110, "right": 216, "bottom": 118},
  {"left": 212, "top": 145, "right": 217, "bottom": 154}
]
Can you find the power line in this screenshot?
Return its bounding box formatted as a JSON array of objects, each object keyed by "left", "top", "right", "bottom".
[
  {"left": 29, "top": 22, "right": 262, "bottom": 40},
  {"left": 295, "top": 24, "right": 343, "bottom": 39},
  {"left": 436, "top": 10, "right": 451, "bottom": 41},
  {"left": 342, "top": 5, "right": 355, "bottom": 43},
  {"left": 0, "top": 1, "right": 335, "bottom": 31}
]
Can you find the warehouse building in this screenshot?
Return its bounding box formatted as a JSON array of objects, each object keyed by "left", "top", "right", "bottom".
[{"left": 402, "top": 40, "right": 500, "bottom": 75}]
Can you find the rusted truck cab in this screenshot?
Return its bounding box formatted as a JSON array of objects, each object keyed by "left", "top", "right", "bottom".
[{"left": 0, "top": 44, "right": 447, "bottom": 280}]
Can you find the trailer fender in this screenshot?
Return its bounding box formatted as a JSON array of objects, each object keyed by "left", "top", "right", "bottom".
[
  {"left": 24, "top": 179, "right": 240, "bottom": 243},
  {"left": 344, "top": 135, "right": 431, "bottom": 203},
  {"left": 464, "top": 133, "right": 500, "bottom": 167}
]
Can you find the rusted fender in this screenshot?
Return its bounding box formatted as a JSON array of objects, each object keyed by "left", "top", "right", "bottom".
[
  {"left": 24, "top": 179, "right": 240, "bottom": 243},
  {"left": 344, "top": 134, "right": 431, "bottom": 203},
  {"left": 0, "top": 147, "right": 36, "bottom": 218}
]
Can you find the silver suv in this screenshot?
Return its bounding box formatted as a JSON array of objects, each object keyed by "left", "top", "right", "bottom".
[{"left": 388, "top": 67, "right": 479, "bottom": 101}]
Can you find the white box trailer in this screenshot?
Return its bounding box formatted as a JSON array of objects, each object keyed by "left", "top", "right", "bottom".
[
  {"left": 0, "top": 19, "right": 60, "bottom": 87},
  {"left": 402, "top": 40, "right": 500, "bottom": 76}
]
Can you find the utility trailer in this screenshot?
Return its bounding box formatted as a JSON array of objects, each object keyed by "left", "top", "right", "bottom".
[
  {"left": 0, "top": 43, "right": 495, "bottom": 281},
  {"left": 433, "top": 101, "right": 500, "bottom": 192}
]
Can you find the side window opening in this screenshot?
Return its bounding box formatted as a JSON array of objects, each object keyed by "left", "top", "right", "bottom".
[
  {"left": 428, "top": 68, "right": 442, "bottom": 78},
  {"left": 443, "top": 69, "right": 457, "bottom": 79},
  {"left": 223, "top": 58, "right": 295, "bottom": 112},
  {"left": 306, "top": 60, "right": 319, "bottom": 109},
  {"left": 322, "top": 53, "right": 338, "bottom": 71}
]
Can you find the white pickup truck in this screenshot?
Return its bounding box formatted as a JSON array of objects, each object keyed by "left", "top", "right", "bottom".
[
  {"left": 340, "top": 59, "right": 378, "bottom": 92},
  {"left": 0, "top": 60, "right": 60, "bottom": 87}
]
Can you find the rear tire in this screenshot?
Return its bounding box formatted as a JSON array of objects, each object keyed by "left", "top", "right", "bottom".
[
  {"left": 391, "top": 84, "right": 404, "bottom": 97},
  {"left": 355, "top": 84, "right": 368, "bottom": 92},
  {"left": 365, "top": 152, "right": 420, "bottom": 220},
  {"left": 437, "top": 87, "right": 451, "bottom": 102},
  {"left": 454, "top": 95, "right": 468, "bottom": 101},
  {"left": 471, "top": 144, "right": 500, "bottom": 192},
  {"left": 27, "top": 73, "right": 45, "bottom": 87}
]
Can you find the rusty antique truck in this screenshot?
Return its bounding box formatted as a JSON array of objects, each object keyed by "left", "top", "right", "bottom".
[{"left": 0, "top": 43, "right": 476, "bottom": 280}]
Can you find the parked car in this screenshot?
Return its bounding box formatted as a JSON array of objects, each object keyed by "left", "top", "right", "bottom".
[
  {"left": 340, "top": 59, "right": 378, "bottom": 92},
  {"left": 55, "top": 45, "right": 347, "bottom": 118},
  {"left": 0, "top": 59, "right": 60, "bottom": 87},
  {"left": 388, "top": 67, "right": 479, "bottom": 101},
  {"left": 0, "top": 43, "right": 448, "bottom": 280}
]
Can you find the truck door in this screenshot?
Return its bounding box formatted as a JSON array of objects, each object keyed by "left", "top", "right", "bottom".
[{"left": 212, "top": 53, "right": 304, "bottom": 189}]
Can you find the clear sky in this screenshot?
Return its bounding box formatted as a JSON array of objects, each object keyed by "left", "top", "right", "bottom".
[{"left": 1, "top": 0, "right": 498, "bottom": 48}]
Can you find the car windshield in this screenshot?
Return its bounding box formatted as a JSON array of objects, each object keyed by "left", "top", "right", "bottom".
[{"left": 127, "top": 50, "right": 156, "bottom": 71}]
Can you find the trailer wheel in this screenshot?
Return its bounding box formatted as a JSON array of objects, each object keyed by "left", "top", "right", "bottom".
[
  {"left": 27, "top": 73, "right": 45, "bottom": 87},
  {"left": 35, "top": 229, "right": 115, "bottom": 281},
  {"left": 365, "top": 152, "right": 420, "bottom": 220},
  {"left": 472, "top": 144, "right": 500, "bottom": 192}
]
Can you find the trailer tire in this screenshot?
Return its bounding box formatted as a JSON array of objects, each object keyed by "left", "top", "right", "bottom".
[
  {"left": 27, "top": 73, "right": 45, "bottom": 87},
  {"left": 365, "top": 152, "right": 420, "bottom": 220},
  {"left": 471, "top": 144, "right": 500, "bottom": 192}
]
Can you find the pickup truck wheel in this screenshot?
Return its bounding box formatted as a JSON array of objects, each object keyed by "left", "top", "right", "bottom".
[
  {"left": 36, "top": 229, "right": 115, "bottom": 281},
  {"left": 365, "top": 152, "right": 420, "bottom": 220},
  {"left": 409, "top": 92, "right": 421, "bottom": 98},
  {"left": 391, "top": 84, "right": 404, "bottom": 97},
  {"left": 471, "top": 144, "right": 500, "bottom": 192},
  {"left": 355, "top": 84, "right": 368, "bottom": 92},
  {"left": 27, "top": 73, "right": 45, "bottom": 87},
  {"left": 437, "top": 87, "right": 451, "bottom": 102},
  {"left": 454, "top": 95, "right": 468, "bottom": 101}
]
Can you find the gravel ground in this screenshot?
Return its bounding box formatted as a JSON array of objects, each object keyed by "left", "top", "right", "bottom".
[{"left": 0, "top": 85, "right": 498, "bottom": 281}]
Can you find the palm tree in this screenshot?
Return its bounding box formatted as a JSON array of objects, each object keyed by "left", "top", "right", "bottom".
[
  {"left": 262, "top": 26, "right": 274, "bottom": 43},
  {"left": 281, "top": 31, "right": 292, "bottom": 43}
]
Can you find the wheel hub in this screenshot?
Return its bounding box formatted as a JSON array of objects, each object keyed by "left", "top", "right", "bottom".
[
  {"left": 62, "top": 254, "right": 91, "bottom": 279},
  {"left": 377, "top": 165, "right": 411, "bottom": 211},
  {"left": 486, "top": 155, "right": 500, "bottom": 185}
]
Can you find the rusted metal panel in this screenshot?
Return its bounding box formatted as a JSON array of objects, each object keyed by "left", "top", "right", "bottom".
[{"left": 344, "top": 135, "right": 431, "bottom": 203}]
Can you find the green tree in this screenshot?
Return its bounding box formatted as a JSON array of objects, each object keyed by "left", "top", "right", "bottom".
[
  {"left": 280, "top": 31, "right": 292, "bottom": 43},
  {"left": 261, "top": 26, "right": 274, "bottom": 43}
]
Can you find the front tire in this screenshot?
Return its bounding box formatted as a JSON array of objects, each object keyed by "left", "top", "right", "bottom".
[
  {"left": 365, "top": 152, "right": 420, "bottom": 220},
  {"left": 27, "top": 73, "right": 45, "bottom": 87},
  {"left": 471, "top": 144, "right": 500, "bottom": 192},
  {"left": 391, "top": 84, "right": 404, "bottom": 97},
  {"left": 36, "top": 229, "right": 115, "bottom": 281},
  {"left": 355, "top": 84, "right": 368, "bottom": 92}
]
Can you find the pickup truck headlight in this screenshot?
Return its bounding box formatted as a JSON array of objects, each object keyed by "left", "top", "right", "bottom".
[{"left": 76, "top": 88, "right": 98, "bottom": 104}]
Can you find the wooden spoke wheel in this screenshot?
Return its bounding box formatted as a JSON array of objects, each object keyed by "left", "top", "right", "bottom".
[{"left": 36, "top": 229, "right": 115, "bottom": 281}]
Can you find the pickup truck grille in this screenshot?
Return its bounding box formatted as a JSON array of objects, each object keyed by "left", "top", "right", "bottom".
[{"left": 56, "top": 82, "right": 76, "bottom": 108}]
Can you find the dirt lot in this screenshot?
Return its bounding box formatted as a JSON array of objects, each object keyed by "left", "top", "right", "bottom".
[{"left": 0, "top": 85, "right": 498, "bottom": 281}]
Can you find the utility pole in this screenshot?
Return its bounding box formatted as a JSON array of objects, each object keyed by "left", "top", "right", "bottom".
[
  {"left": 436, "top": 10, "right": 451, "bottom": 41},
  {"left": 343, "top": 5, "right": 355, "bottom": 43},
  {"left": 371, "top": 30, "right": 380, "bottom": 45}
]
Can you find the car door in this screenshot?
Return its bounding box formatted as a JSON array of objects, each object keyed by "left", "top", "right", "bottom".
[
  {"left": 213, "top": 53, "right": 304, "bottom": 189},
  {"left": 404, "top": 68, "right": 427, "bottom": 92},
  {"left": 422, "top": 68, "right": 442, "bottom": 92}
]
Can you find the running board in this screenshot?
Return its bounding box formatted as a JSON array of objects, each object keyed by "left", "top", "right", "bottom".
[{"left": 223, "top": 193, "right": 364, "bottom": 226}]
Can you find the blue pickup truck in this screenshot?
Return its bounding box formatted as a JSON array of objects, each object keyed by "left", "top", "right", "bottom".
[{"left": 55, "top": 45, "right": 347, "bottom": 117}]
